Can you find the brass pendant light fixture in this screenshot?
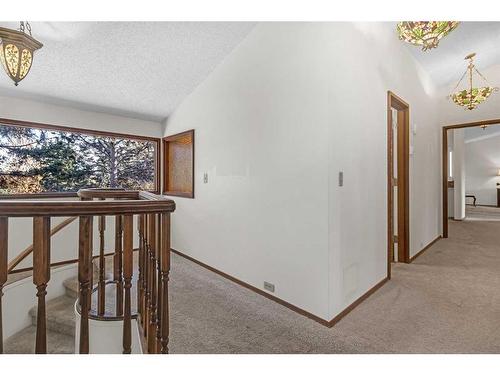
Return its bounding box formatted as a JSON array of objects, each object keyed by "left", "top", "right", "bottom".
[
  {"left": 397, "top": 21, "right": 459, "bottom": 51},
  {"left": 448, "top": 53, "right": 498, "bottom": 111},
  {"left": 0, "top": 21, "right": 43, "bottom": 86}
]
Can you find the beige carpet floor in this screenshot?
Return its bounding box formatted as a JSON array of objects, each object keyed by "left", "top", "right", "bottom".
[
  {"left": 466, "top": 205, "right": 500, "bottom": 221},
  {"left": 169, "top": 219, "right": 500, "bottom": 353}
]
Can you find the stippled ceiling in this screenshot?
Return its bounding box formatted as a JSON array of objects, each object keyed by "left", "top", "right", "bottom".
[
  {"left": 402, "top": 22, "right": 500, "bottom": 88},
  {"left": 0, "top": 22, "right": 256, "bottom": 122}
]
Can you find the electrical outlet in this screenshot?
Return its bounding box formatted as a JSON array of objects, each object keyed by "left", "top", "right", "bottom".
[
  {"left": 264, "top": 281, "right": 275, "bottom": 293},
  {"left": 203, "top": 172, "right": 208, "bottom": 183},
  {"left": 338, "top": 171, "right": 344, "bottom": 187}
]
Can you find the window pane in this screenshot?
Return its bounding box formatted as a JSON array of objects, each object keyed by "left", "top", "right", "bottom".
[{"left": 0, "top": 123, "right": 157, "bottom": 194}]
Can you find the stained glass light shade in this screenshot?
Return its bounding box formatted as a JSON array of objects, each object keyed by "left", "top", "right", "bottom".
[
  {"left": 450, "top": 87, "right": 496, "bottom": 111},
  {"left": 448, "top": 53, "right": 498, "bottom": 111},
  {"left": 397, "top": 21, "right": 459, "bottom": 51},
  {"left": 0, "top": 26, "right": 43, "bottom": 86}
]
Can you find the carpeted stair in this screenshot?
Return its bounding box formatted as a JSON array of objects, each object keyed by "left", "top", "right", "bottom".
[
  {"left": 4, "top": 256, "right": 134, "bottom": 354},
  {"left": 3, "top": 277, "right": 78, "bottom": 354}
]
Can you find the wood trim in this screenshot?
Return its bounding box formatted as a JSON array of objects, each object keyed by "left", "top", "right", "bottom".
[
  {"left": 0, "top": 192, "right": 78, "bottom": 200},
  {"left": 162, "top": 129, "right": 195, "bottom": 199},
  {"left": 327, "top": 277, "right": 389, "bottom": 327},
  {"left": 171, "top": 249, "right": 329, "bottom": 325},
  {"left": 0, "top": 198, "right": 175, "bottom": 217},
  {"left": 441, "top": 119, "right": 500, "bottom": 238},
  {"left": 0, "top": 117, "right": 160, "bottom": 142},
  {"left": 387, "top": 91, "right": 410, "bottom": 276},
  {"left": 444, "top": 118, "right": 500, "bottom": 130},
  {"left": 0, "top": 117, "right": 162, "bottom": 196},
  {"left": 7, "top": 217, "right": 78, "bottom": 272},
  {"left": 409, "top": 235, "right": 441, "bottom": 262},
  {"left": 171, "top": 248, "right": 389, "bottom": 328},
  {"left": 442, "top": 127, "right": 449, "bottom": 238},
  {"left": 386, "top": 93, "right": 393, "bottom": 279}
]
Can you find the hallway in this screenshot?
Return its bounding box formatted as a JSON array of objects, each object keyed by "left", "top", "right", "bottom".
[{"left": 169, "top": 219, "right": 500, "bottom": 353}]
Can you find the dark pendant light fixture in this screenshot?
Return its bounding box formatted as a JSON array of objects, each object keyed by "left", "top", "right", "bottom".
[{"left": 0, "top": 21, "right": 43, "bottom": 86}]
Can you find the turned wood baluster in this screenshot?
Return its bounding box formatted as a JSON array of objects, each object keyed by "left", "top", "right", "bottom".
[
  {"left": 156, "top": 214, "right": 162, "bottom": 352},
  {"left": 147, "top": 213, "right": 157, "bottom": 353},
  {"left": 122, "top": 215, "right": 133, "bottom": 354},
  {"left": 80, "top": 197, "right": 93, "bottom": 311},
  {"left": 98, "top": 212, "right": 106, "bottom": 316},
  {"left": 137, "top": 215, "right": 144, "bottom": 324},
  {"left": 78, "top": 216, "right": 93, "bottom": 354},
  {"left": 33, "top": 217, "right": 51, "bottom": 354},
  {"left": 159, "top": 212, "right": 171, "bottom": 354},
  {"left": 114, "top": 215, "right": 124, "bottom": 316},
  {"left": 0, "top": 217, "right": 8, "bottom": 355}
]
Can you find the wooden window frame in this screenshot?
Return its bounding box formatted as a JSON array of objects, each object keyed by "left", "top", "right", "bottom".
[
  {"left": 0, "top": 117, "right": 162, "bottom": 197},
  {"left": 162, "top": 129, "right": 195, "bottom": 199}
]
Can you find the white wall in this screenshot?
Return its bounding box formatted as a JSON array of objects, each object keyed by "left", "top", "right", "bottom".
[
  {"left": 324, "top": 23, "right": 441, "bottom": 317},
  {"left": 163, "top": 22, "right": 441, "bottom": 321},
  {"left": 0, "top": 94, "right": 162, "bottom": 137},
  {"left": 75, "top": 309, "right": 143, "bottom": 354},
  {"left": 465, "top": 134, "right": 500, "bottom": 206}
]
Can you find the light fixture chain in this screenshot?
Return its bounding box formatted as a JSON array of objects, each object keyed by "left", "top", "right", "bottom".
[
  {"left": 25, "top": 21, "right": 32, "bottom": 36},
  {"left": 474, "top": 67, "right": 490, "bottom": 84},
  {"left": 452, "top": 69, "right": 468, "bottom": 92},
  {"left": 18, "top": 21, "right": 32, "bottom": 36}
]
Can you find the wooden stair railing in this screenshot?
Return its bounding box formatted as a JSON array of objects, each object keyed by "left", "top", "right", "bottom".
[{"left": 0, "top": 188, "right": 175, "bottom": 354}]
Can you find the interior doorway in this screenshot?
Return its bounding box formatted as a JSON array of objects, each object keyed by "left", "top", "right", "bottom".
[
  {"left": 387, "top": 91, "right": 410, "bottom": 278},
  {"left": 442, "top": 119, "right": 500, "bottom": 238}
]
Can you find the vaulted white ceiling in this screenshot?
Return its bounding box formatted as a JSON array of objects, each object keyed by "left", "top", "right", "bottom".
[
  {"left": 3, "top": 22, "right": 500, "bottom": 123},
  {"left": 402, "top": 22, "right": 500, "bottom": 88},
  {"left": 0, "top": 22, "right": 256, "bottom": 122}
]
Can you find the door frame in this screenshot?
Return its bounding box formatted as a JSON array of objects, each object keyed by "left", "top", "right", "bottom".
[
  {"left": 441, "top": 118, "right": 500, "bottom": 238},
  {"left": 387, "top": 91, "right": 410, "bottom": 278}
]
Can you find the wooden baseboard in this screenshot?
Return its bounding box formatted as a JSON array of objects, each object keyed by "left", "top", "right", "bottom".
[
  {"left": 171, "top": 248, "right": 388, "bottom": 328},
  {"left": 327, "top": 277, "right": 388, "bottom": 327},
  {"left": 409, "top": 236, "right": 441, "bottom": 263}
]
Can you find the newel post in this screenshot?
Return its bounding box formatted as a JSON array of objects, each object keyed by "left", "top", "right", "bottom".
[
  {"left": 78, "top": 216, "right": 93, "bottom": 354},
  {"left": 0, "top": 217, "right": 8, "bottom": 354}
]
